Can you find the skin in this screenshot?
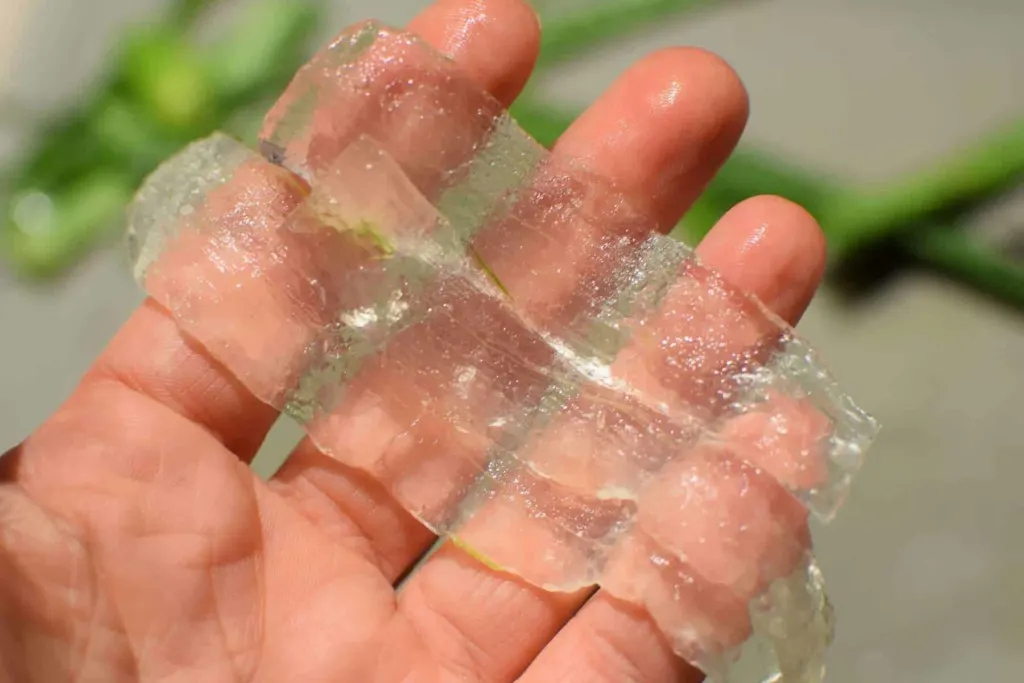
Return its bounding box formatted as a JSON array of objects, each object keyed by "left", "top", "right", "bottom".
[{"left": 0, "top": 0, "right": 829, "bottom": 681}]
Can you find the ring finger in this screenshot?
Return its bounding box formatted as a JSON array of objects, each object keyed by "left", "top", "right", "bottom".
[{"left": 516, "top": 195, "right": 827, "bottom": 683}]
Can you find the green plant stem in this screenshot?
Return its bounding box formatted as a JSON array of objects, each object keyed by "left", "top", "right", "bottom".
[
  {"left": 901, "top": 226, "right": 1024, "bottom": 309},
  {"left": 201, "top": 0, "right": 321, "bottom": 108},
  {"left": 166, "top": 0, "right": 220, "bottom": 29},
  {"left": 826, "top": 119, "right": 1024, "bottom": 257},
  {"left": 536, "top": 0, "right": 719, "bottom": 68}
]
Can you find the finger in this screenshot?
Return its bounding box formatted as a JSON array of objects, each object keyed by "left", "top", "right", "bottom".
[
  {"left": 412, "top": 0, "right": 540, "bottom": 105},
  {"left": 86, "top": 300, "right": 280, "bottom": 459},
  {"left": 261, "top": 0, "right": 541, "bottom": 190},
  {"left": 554, "top": 47, "right": 749, "bottom": 232},
  {"left": 392, "top": 52, "right": 761, "bottom": 682},
  {"left": 517, "top": 195, "right": 827, "bottom": 683},
  {"left": 517, "top": 596, "right": 704, "bottom": 683},
  {"left": 696, "top": 194, "right": 827, "bottom": 324},
  {"left": 268, "top": 0, "right": 543, "bottom": 578}
]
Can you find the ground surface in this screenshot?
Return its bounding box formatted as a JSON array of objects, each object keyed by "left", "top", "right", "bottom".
[{"left": 2, "top": 1, "right": 1023, "bottom": 680}]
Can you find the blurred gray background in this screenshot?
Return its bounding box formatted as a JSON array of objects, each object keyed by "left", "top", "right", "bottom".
[{"left": 2, "top": 1, "right": 1023, "bottom": 681}]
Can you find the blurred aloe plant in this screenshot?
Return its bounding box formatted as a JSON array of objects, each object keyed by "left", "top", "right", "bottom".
[{"left": 0, "top": 0, "right": 321, "bottom": 278}]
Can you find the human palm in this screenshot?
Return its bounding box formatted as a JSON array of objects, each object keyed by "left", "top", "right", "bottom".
[{"left": 0, "top": 1, "right": 829, "bottom": 681}]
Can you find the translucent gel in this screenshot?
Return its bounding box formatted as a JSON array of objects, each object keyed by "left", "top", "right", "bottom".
[{"left": 127, "top": 22, "right": 880, "bottom": 683}]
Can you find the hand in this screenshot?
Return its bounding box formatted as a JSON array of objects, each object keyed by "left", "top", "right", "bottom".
[{"left": 0, "top": 1, "right": 828, "bottom": 681}]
